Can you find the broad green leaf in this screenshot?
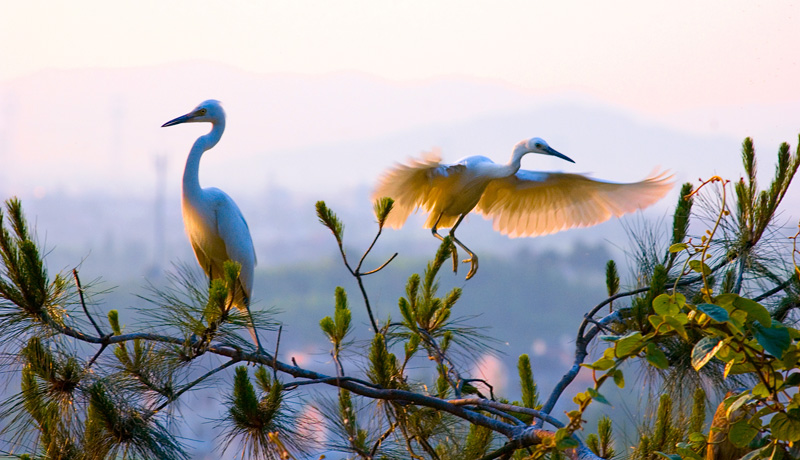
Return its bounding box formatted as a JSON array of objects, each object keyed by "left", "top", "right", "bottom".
[
  {"left": 688, "top": 432, "right": 707, "bottom": 443},
  {"left": 649, "top": 314, "right": 667, "bottom": 331},
  {"left": 714, "top": 293, "right": 738, "bottom": 308},
  {"left": 613, "top": 369, "right": 625, "bottom": 388},
  {"left": 587, "top": 388, "right": 610, "bottom": 405},
  {"left": 676, "top": 446, "right": 703, "bottom": 460},
  {"left": 770, "top": 412, "right": 800, "bottom": 441},
  {"left": 664, "top": 315, "right": 689, "bottom": 340},
  {"left": 588, "top": 357, "right": 615, "bottom": 371},
  {"left": 646, "top": 343, "right": 669, "bottom": 369},
  {"left": 653, "top": 294, "right": 680, "bottom": 316},
  {"left": 614, "top": 331, "right": 643, "bottom": 358},
  {"left": 726, "top": 392, "right": 753, "bottom": 419},
  {"left": 754, "top": 323, "right": 791, "bottom": 358},
  {"left": 689, "top": 259, "right": 712, "bottom": 276},
  {"left": 752, "top": 383, "right": 771, "bottom": 399},
  {"left": 668, "top": 243, "right": 688, "bottom": 253},
  {"left": 691, "top": 336, "right": 724, "bottom": 371},
  {"left": 728, "top": 420, "right": 758, "bottom": 447},
  {"left": 697, "top": 303, "right": 729, "bottom": 322},
  {"left": 556, "top": 437, "right": 579, "bottom": 449},
  {"left": 726, "top": 362, "right": 755, "bottom": 376},
  {"left": 785, "top": 372, "right": 800, "bottom": 387},
  {"left": 733, "top": 296, "right": 772, "bottom": 327}
]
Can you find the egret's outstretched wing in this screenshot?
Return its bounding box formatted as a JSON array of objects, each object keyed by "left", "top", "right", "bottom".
[
  {"left": 477, "top": 170, "right": 674, "bottom": 238},
  {"left": 373, "top": 149, "right": 465, "bottom": 228}
]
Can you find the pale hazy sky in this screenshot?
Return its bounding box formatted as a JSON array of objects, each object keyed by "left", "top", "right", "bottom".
[{"left": 3, "top": 1, "right": 799, "bottom": 114}]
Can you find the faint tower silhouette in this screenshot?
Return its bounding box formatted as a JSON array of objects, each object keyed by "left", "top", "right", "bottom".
[{"left": 147, "top": 153, "right": 168, "bottom": 278}]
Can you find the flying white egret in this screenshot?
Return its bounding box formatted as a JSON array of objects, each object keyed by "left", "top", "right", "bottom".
[
  {"left": 374, "top": 137, "right": 674, "bottom": 280},
  {"left": 162, "top": 100, "right": 264, "bottom": 352}
]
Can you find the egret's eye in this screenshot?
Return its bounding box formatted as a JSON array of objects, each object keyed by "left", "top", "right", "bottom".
[
  {"left": 534, "top": 143, "right": 543, "bottom": 149},
  {"left": 197, "top": 108, "right": 207, "bottom": 115}
]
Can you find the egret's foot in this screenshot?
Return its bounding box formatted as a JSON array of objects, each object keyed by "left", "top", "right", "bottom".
[
  {"left": 464, "top": 256, "right": 479, "bottom": 280},
  {"left": 449, "top": 245, "right": 459, "bottom": 274}
]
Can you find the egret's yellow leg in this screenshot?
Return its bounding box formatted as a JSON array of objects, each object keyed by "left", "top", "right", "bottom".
[
  {"left": 448, "top": 214, "right": 478, "bottom": 280},
  {"left": 430, "top": 213, "right": 459, "bottom": 273}
]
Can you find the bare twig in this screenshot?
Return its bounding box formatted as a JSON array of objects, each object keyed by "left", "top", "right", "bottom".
[
  {"left": 150, "top": 357, "right": 241, "bottom": 414},
  {"left": 73, "top": 269, "right": 104, "bottom": 337},
  {"left": 273, "top": 324, "right": 282, "bottom": 380},
  {"left": 369, "top": 421, "right": 398, "bottom": 458}
]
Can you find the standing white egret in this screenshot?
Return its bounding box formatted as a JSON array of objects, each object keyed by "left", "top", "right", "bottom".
[
  {"left": 374, "top": 137, "right": 673, "bottom": 280},
  {"left": 162, "top": 100, "right": 263, "bottom": 352}
]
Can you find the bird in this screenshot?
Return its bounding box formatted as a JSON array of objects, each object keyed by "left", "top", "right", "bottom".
[
  {"left": 373, "top": 137, "right": 673, "bottom": 280},
  {"left": 162, "top": 100, "right": 264, "bottom": 352}
]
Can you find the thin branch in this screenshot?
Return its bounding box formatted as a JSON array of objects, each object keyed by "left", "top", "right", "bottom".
[
  {"left": 361, "top": 252, "right": 398, "bottom": 276},
  {"left": 150, "top": 357, "right": 241, "bottom": 414},
  {"left": 541, "top": 312, "right": 621, "bottom": 419},
  {"left": 73, "top": 269, "right": 104, "bottom": 337},
  {"left": 273, "top": 324, "right": 282, "bottom": 381},
  {"left": 369, "top": 421, "right": 398, "bottom": 458},
  {"left": 449, "top": 398, "right": 565, "bottom": 428},
  {"left": 754, "top": 275, "right": 795, "bottom": 302},
  {"left": 85, "top": 342, "right": 109, "bottom": 370},
  {"left": 283, "top": 376, "right": 383, "bottom": 391},
  {"left": 354, "top": 274, "right": 380, "bottom": 334}
]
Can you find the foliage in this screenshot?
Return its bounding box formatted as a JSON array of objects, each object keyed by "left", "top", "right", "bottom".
[{"left": 0, "top": 135, "right": 798, "bottom": 459}]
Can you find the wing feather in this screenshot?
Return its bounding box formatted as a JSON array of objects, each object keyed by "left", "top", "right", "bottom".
[
  {"left": 477, "top": 170, "right": 674, "bottom": 238},
  {"left": 372, "top": 149, "right": 464, "bottom": 229}
]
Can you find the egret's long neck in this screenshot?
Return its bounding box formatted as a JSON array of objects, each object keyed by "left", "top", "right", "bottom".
[
  {"left": 183, "top": 120, "right": 225, "bottom": 201},
  {"left": 500, "top": 143, "right": 528, "bottom": 177}
]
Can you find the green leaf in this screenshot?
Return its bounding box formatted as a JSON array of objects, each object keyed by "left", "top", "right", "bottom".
[
  {"left": 733, "top": 296, "right": 772, "bottom": 327},
  {"left": 726, "top": 392, "right": 753, "bottom": 419},
  {"left": 556, "top": 436, "right": 579, "bottom": 450},
  {"left": 676, "top": 446, "right": 703, "bottom": 460},
  {"left": 770, "top": 412, "right": 800, "bottom": 441},
  {"left": 754, "top": 323, "right": 791, "bottom": 358},
  {"left": 728, "top": 420, "right": 759, "bottom": 447},
  {"left": 785, "top": 372, "right": 800, "bottom": 387},
  {"left": 691, "top": 336, "right": 724, "bottom": 370},
  {"left": 668, "top": 243, "right": 688, "bottom": 253},
  {"left": 697, "top": 303, "right": 729, "bottom": 322},
  {"left": 586, "top": 357, "right": 615, "bottom": 371},
  {"left": 587, "top": 388, "right": 610, "bottom": 405},
  {"left": 614, "top": 331, "right": 643, "bottom": 358},
  {"left": 689, "top": 259, "right": 712, "bottom": 276},
  {"left": 653, "top": 294, "right": 680, "bottom": 316},
  {"left": 664, "top": 315, "right": 689, "bottom": 340},
  {"left": 613, "top": 369, "right": 625, "bottom": 388},
  {"left": 688, "top": 432, "right": 707, "bottom": 443},
  {"left": 645, "top": 343, "right": 669, "bottom": 369}
]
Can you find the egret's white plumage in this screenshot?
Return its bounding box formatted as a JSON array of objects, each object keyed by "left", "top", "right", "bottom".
[
  {"left": 374, "top": 137, "right": 673, "bottom": 279},
  {"left": 162, "top": 100, "right": 263, "bottom": 351}
]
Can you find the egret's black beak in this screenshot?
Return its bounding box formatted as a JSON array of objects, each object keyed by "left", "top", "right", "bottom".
[
  {"left": 546, "top": 147, "right": 575, "bottom": 164},
  {"left": 162, "top": 113, "right": 194, "bottom": 127}
]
